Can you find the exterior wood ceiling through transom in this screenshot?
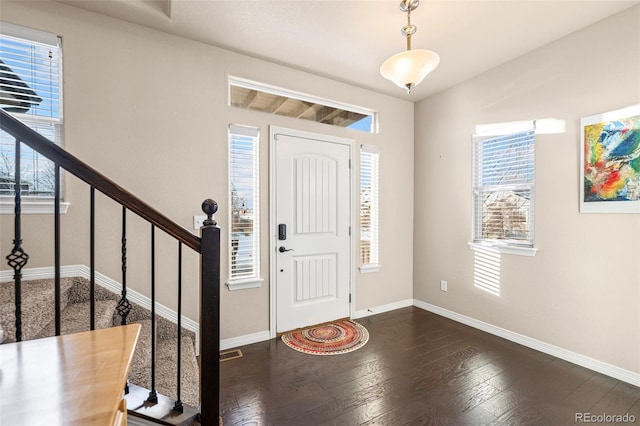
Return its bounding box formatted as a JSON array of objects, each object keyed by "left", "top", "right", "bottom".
[{"left": 230, "top": 85, "right": 368, "bottom": 128}]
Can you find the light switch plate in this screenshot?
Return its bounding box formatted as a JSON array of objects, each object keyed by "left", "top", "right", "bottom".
[{"left": 193, "top": 215, "right": 207, "bottom": 230}]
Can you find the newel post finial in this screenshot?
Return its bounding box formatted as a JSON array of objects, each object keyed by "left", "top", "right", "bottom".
[{"left": 201, "top": 199, "right": 218, "bottom": 226}]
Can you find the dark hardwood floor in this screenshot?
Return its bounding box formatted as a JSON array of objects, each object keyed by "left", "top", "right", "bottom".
[{"left": 220, "top": 307, "right": 640, "bottom": 425}]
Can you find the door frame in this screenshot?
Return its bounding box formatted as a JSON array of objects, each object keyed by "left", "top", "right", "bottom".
[{"left": 269, "top": 126, "right": 355, "bottom": 338}]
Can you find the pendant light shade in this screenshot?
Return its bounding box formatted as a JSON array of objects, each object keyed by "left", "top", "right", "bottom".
[
  {"left": 380, "top": 48, "right": 440, "bottom": 93},
  {"left": 380, "top": 0, "right": 439, "bottom": 94}
]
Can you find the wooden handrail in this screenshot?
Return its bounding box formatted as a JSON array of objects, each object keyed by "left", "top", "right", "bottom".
[{"left": 0, "top": 110, "right": 201, "bottom": 252}]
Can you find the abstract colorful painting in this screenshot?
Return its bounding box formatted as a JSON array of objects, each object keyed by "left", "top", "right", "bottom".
[{"left": 580, "top": 104, "right": 640, "bottom": 213}]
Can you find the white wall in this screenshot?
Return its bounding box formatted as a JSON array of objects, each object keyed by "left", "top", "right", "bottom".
[
  {"left": 0, "top": 1, "right": 414, "bottom": 339},
  {"left": 414, "top": 6, "right": 640, "bottom": 374}
]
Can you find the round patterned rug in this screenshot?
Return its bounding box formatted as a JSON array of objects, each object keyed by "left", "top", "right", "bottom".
[{"left": 281, "top": 320, "right": 369, "bottom": 355}]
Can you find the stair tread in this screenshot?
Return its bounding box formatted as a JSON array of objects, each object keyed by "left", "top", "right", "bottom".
[
  {"left": 36, "top": 299, "right": 117, "bottom": 338},
  {"left": 0, "top": 278, "right": 75, "bottom": 341}
]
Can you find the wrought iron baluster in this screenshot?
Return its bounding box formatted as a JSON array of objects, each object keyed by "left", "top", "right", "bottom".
[
  {"left": 54, "top": 165, "right": 61, "bottom": 336},
  {"left": 6, "top": 138, "right": 28, "bottom": 342},
  {"left": 147, "top": 224, "right": 158, "bottom": 404},
  {"left": 173, "top": 242, "right": 184, "bottom": 413},
  {"left": 115, "top": 206, "right": 132, "bottom": 326},
  {"left": 90, "top": 187, "right": 95, "bottom": 330}
]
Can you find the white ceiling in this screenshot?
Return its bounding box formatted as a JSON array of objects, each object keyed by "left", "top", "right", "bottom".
[{"left": 57, "top": 0, "right": 638, "bottom": 101}]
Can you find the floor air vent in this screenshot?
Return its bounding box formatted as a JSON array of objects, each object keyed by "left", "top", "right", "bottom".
[{"left": 219, "top": 349, "right": 243, "bottom": 362}]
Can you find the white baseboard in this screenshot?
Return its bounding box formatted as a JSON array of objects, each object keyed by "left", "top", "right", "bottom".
[
  {"left": 220, "top": 330, "right": 271, "bottom": 351},
  {"left": 1, "top": 265, "right": 82, "bottom": 282},
  {"left": 352, "top": 298, "right": 414, "bottom": 319},
  {"left": 1, "top": 265, "right": 200, "bottom": 350},
  {"left": 413, "top": 300, "right": 640, "bottom": 387}
]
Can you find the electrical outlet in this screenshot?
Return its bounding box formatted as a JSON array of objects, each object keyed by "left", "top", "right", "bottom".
[
  {"left": 440, "top": 280, "right": 448, "bottom": 292},
  {"left": 193, "top": 215, "right": 207, "bottom": 230}
]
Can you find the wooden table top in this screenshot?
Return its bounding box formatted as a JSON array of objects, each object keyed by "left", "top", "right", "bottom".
[{"left": 1, "top": 324, "right": 141, "bottom": 426}]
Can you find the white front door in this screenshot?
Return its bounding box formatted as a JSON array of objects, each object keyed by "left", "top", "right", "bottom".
[{"left": 272, "top": 128, "right": 351, "bottom": 333}]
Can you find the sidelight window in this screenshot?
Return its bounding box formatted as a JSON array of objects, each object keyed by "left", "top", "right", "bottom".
[
  {"left": 359, "top": 145, "right": 380, "bottom": 272},
  {"left": 228, "top": 124, "right": 262, "bottom": 290}
]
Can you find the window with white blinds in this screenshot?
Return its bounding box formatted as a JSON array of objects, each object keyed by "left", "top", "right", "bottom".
[
  {"left": 229, "top": 124, "right": 260, "bottom": 283},
  {"left": 473, "top": 123, "right": 535, "bottom": 247},
  {"left": 0, "top": 23, "right": 62, "bottom": 198},
  {"left": 360, "top": 145, "right": 380, "bottom": 271}
]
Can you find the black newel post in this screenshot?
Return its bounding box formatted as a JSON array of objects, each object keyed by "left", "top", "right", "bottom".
[{"left": 199, "top": 198, "right": 220, "bottom": 426}]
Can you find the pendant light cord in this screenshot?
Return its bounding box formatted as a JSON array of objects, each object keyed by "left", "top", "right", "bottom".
[{"left": 406, "top": 8, "right": 412, "bottom": 51}]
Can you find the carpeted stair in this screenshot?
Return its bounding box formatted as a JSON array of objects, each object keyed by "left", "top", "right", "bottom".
[{"left": 0, "top": 277, "right": 200, "bottom": 410}]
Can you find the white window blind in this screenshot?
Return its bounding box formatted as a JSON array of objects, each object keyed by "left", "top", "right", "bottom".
[
  {"left": 473, "top": 123, "right": 535, "bottom": 246},
  {"left": 0, "top": 22, "right": 62, "bottom": 198},
  {"left": 360, "top": 145, "right": 379, "bottom": 268},
  {"left": 229, "top": 124, "right": 260, "bottom": 281}
]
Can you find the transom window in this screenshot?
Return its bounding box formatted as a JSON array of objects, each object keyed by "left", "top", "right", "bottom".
[{"left": 229, "top": 77, "right": 377, "bottom": 133}]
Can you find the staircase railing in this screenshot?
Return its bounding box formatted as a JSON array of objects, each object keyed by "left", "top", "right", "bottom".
[{"left": 0, "top": 109, "right": 220, "bottom": 425}]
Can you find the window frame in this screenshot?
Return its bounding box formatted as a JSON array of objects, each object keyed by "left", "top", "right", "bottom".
[
  {"left": 227, "top": 124, "right": 263, "bottom": 290},
  {"left": 470, "top": 121, "right": 537, "bottom": 257},
  {"left": 359, "top": 144, "right": 381, "bottom": 273},
  {"left": 0, "top": 22, "right": 66, "bottom": 214}
]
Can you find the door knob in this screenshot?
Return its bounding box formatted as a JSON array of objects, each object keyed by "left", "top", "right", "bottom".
[{"left": 279, "top": 246, "right": 294, "bottom": 253}]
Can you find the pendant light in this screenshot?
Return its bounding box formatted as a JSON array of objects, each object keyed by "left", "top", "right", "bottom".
[{"left": 380, "top": 0, "right": 440, "bottom": 94}]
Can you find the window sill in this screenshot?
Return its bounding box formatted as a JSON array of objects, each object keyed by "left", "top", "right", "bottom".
[
  {"left": 359, "top": 264, "right": 381, "bottom": 274},
  {"left": 0, "top": 201, "right": 70, "bottom": 215},
  {"left": 468, "top": 242, "right": 537, "bottom": 257},
  {"left": 226, "top": 277, "right": 263, "bottom": 291}
]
